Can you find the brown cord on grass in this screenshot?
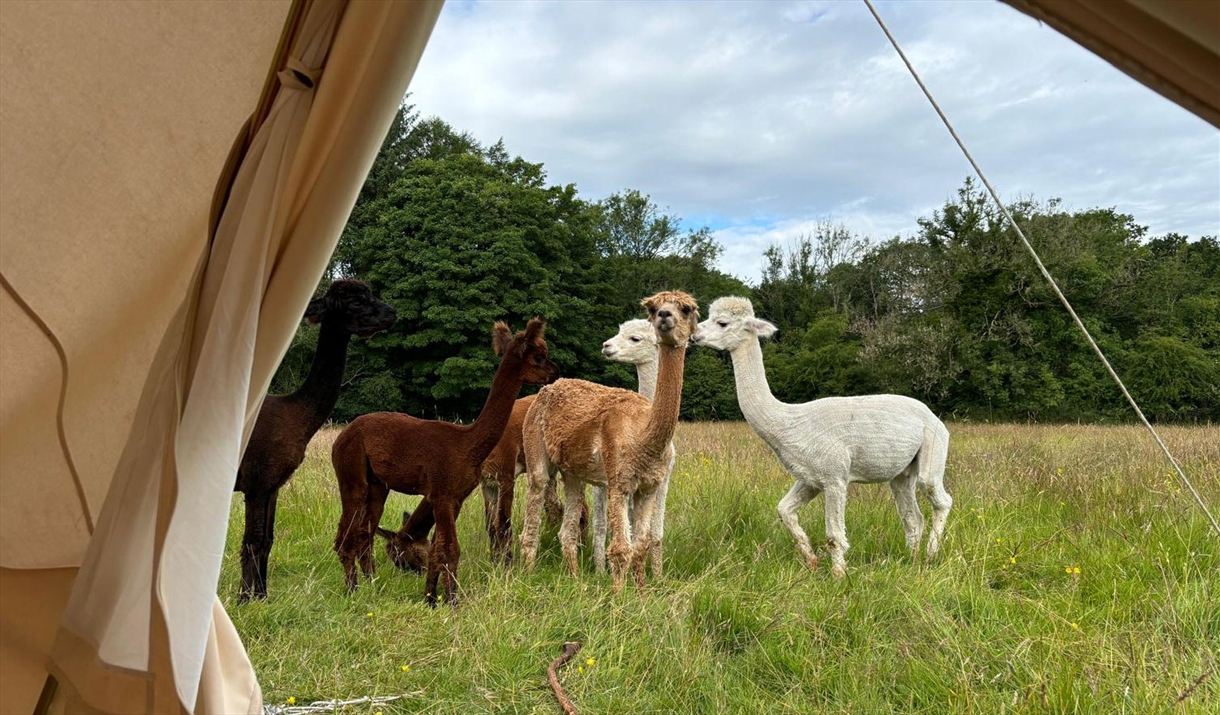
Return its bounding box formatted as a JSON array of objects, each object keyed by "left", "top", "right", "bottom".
[{"left": 547, "top": 641, "right": 583, "bottom": 714}]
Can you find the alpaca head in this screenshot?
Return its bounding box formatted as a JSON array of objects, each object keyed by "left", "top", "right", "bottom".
[
  {"left": 304, "top": 280, "right": 397, "bottom": 338},
  {"left": 692, "top": 296, "right": 777, "bottom": 351},
  {"left": 601, "top": 319, "right": 658, "bottom": 365},
  {"left": 491, "top": 318, "right": 560, "bottom": 385},
  {"left": 375, "top": 510, "right": 428, "bottom": 573},
  {"left": 641, "top": 290, "right": 699, "bottom": 347}
]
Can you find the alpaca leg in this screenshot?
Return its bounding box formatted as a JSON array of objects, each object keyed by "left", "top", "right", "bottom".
[
  {"left": 256, "top": 490, "right": 280, "bottom": 596},
  {"left": 239, "top": 490, "right": 273, "bottom": 601},
  {"left": 490, "top": 472, "right": 516, "bottom": 565},
  {"left": 649, "top": 449, "right": 674, "bottom": 579},
  {"left": 889, "top": 471, "right": 924, "bottom": 559},
  {"left": 606, "top": 486, "right": 633, "bottom": 593},
  {"left": 591, "top": 485, "right": 608, "bottom": 574},
  {"left": 823, "top": 485, "right": 851, "bottom": 579},
  {"left": 925, "top": 482, "right": 953, "bottom": 558},
  {"left": 482, "top": 478, "right": 497, "bottom": 547},
  {"left": 520, "top": 427, "right": 554, "bottom": 572},
  {"left": 920, "top": 430, "right": 952, "bottom": 558},
  {"left": 543, "top": 473, "right": 564, "bottom": 529},
  {"left": 777, "top": 481, "right": 821, "bottom": 571},
  {"left": 334, "top": 503, "right": 366, "bottom": 593},
  {"left": 630, "top": 488, "right": 658, "bottom": 590},
  {"left": 559, "top": 474, "right": 587, "bottom": 577},
  {"left": 359, "top": 482, "right": 389, "bottom": 580},
  {"left": 425, "top": 500, "right": 460, "bottom": 607}
]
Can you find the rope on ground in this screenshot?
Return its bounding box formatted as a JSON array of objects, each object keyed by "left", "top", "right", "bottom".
[
  {"left": 262, "top": 691, "right": 424, "bottom": 715},
  {"left": 861, "top": 0, "right": 1220, "bottom": 537},
  {"left": 547, "top": 641, "right": 583, "bottom": 714}
]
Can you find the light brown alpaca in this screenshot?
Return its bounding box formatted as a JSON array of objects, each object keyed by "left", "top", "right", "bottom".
[{"left": 519, "top": 291, "right": 698, "bottom": 591}]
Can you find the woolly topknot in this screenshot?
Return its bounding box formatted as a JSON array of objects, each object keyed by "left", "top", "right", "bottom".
[{"left": 709, "top": 296, "right": 755, "bottom": 319}]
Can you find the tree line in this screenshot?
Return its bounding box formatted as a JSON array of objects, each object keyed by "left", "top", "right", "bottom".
[{"left": 270, "top": 105, "right": 1219, "bottom": 424}]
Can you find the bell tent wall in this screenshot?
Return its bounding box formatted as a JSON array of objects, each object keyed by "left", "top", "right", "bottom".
[
  {"left": 0, "top": 1, "right": 1216, "bottom": 714},
  {"left": 0, "top": 0, "right": 442, "bottom": 712}
]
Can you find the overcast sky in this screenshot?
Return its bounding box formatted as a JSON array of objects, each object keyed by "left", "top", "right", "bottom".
[{"left": 407, "top": 0, "right": 1220, "bottom": 284}]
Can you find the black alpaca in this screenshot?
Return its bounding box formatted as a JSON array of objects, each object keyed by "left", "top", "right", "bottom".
[{"left": 233, "top": 279, "right": 396, "bottom": 601}]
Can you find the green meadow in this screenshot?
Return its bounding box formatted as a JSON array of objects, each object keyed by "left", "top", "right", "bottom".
[{"left": 222, "top": 422, "right": 1219, "bottom": 714}]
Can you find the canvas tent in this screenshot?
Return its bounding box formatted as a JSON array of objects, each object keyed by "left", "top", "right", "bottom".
[
  {"left": 1, "top": 0, "right": 442, "bottom": 712},
  {"left": 0, "top": 1, "right": 1216, "bottom": 714}
]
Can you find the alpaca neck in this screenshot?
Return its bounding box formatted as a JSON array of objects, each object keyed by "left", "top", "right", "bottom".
[
  {"left": 639, "top": 341, "right": 685, "bottom": 456},
  {"left": 729, "top": 337, "right": 788, "bottom": 441},
  {"left": 634, "top": 358, "right": 658, "bottom": 401},
  {"left": 289, "top": 319, "right": 353, "bottom": 432},
  {"left": 467, "top": 358, "right": 524, "bottom": 465}
]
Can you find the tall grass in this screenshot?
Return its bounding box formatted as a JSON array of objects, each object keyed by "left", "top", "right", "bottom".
[{"left": 222, "top": 423, "right": 1219, "bottom": 714}]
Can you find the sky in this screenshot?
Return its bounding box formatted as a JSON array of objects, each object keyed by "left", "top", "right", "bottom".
[{"left": 406, "top": 0, "right": 1220, "bottom": 284}]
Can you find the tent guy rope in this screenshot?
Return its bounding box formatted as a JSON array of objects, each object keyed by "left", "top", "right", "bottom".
[{"left": 861, "top": 0, "right": 1220, "bottom": 537}]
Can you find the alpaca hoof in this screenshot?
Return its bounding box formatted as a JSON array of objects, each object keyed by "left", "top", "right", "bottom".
[
  {"left": 807, "top": 555, "right": 818, "bottom": 571},
  {"left": 831, "top": 564, "right": 846, "bottom": 579},
  {"left": 425, "top": 593, "right": 438, "bottom": 608}
]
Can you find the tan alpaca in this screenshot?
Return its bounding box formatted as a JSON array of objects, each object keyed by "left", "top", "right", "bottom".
[{"left": 520, "top": 291, "right": 698, "bottom": 591}]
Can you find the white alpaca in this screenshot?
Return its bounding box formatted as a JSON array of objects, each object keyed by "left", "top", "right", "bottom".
[
  {"left": 595, "top": 319, "right": 675, "bottom": 577},
  {"left": 691, "top": 297, "right": 952, "bottom": 577}
]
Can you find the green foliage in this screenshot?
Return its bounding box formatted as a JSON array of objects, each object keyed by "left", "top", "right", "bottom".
[
  {"left": 273, "top": 108, "right": 1218, "bottom": 424},
  {"left": 756, "top": 178, "right": 1218, "bottom": 423},
  {"left": 275, "top": 106, "right": 747, "bottom": 420},
  {"left": 680, "top": 349, "right": 742, "bottom": 421}
]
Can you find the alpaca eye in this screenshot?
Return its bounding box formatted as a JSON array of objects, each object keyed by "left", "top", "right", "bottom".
[
  {"left": 681, "top": 306, "right": 691, "bottom": 315},
  {"left": 717, "top": 321, "right": 728, "bottom": 328},
  {"left": 630, "top": 337, "right": 641, "bottom": 343}
]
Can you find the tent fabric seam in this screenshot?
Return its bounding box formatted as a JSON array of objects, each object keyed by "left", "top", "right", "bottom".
[{"left": 0, "top": 272, "right": 94, "bottom": 535}]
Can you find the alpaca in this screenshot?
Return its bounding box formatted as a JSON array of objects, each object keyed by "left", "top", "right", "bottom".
[
  {"left": 691, "top": 297, "right": 952, "bottom": 577},
  {"left": 520, "top": 291, "right": 698, "bottom": 592},
  {"left": 331, "top": 319, "right": 559, "bottom": 605},
  {"left": 592, "top": 319, "right": 675, "bottom": 578},
  {"left": 233, "top": 279, "right": 397, "bottom": 601}
]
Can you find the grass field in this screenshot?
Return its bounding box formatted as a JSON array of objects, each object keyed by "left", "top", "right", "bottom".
[{"left": 221, "top": 422, "right": 1219, "bottom": 714}]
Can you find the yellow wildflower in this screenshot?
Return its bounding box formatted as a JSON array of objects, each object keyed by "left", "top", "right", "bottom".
[
  {"left": 1056, "top": 468, "right": 1063, "bottom": 476},
  {"left": 1073, "top": 566, "right": 1080, "bottom": 575},
  {"left": 401, "top": 664, "right": 410, "bottom": 672},
  {"left": 577, "top": 666, "right": 584, "bottom": 675},
  {"left": 1070, "top": 622, "right": 1079, "bottom": 629},
  {"left": 995, "top": 537, "right": 1002, "bottom": 543},
  {"left": 586, "top": 657, "right": 595, "bottom": 667},
  {"left": 1065, "top": 567, "right": 1072, "bottom": 574},
  {"left": 1009, "top": 556, "right": 1016, "bottom": 564},
  {"left": 286, "top": 697, "right": 296, "bottom": 705},
  {"left": 366, "top": 612, "right": 373, "bottom": 617}
]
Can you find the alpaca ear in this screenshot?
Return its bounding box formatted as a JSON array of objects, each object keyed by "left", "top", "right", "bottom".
[
  {"left": 748, "top": 318, "right": 777, "bottom": 338},
  {"left": 524, "top": 317, "right": 546, "bottom": 343},
  {"left": 375, "top": 527, "right": 395, "bottom": 540},
  {"left": 401, "top": 510, "right": 411, "bottom": 529},
  {"left": 303, "top": 296, "right": 329, "bottom": 324},
  {"left": 492, "top": 322, "right": 512, "bottom": 356}
]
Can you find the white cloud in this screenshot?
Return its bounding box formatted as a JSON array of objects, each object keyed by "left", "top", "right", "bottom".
[{"left": 408, "top": 0, "right": 1220, "bottom": 284}]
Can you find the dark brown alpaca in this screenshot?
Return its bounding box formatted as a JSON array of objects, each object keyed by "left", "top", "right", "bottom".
[
  {"left": 479, "top": 395, "right": 586, "bottom": 565},
  {"left": 233, "top": 279, "right": 396, "bottom": 601},
  {"left": 331, "top": 319, "right": 559, "bottom": 605}
]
